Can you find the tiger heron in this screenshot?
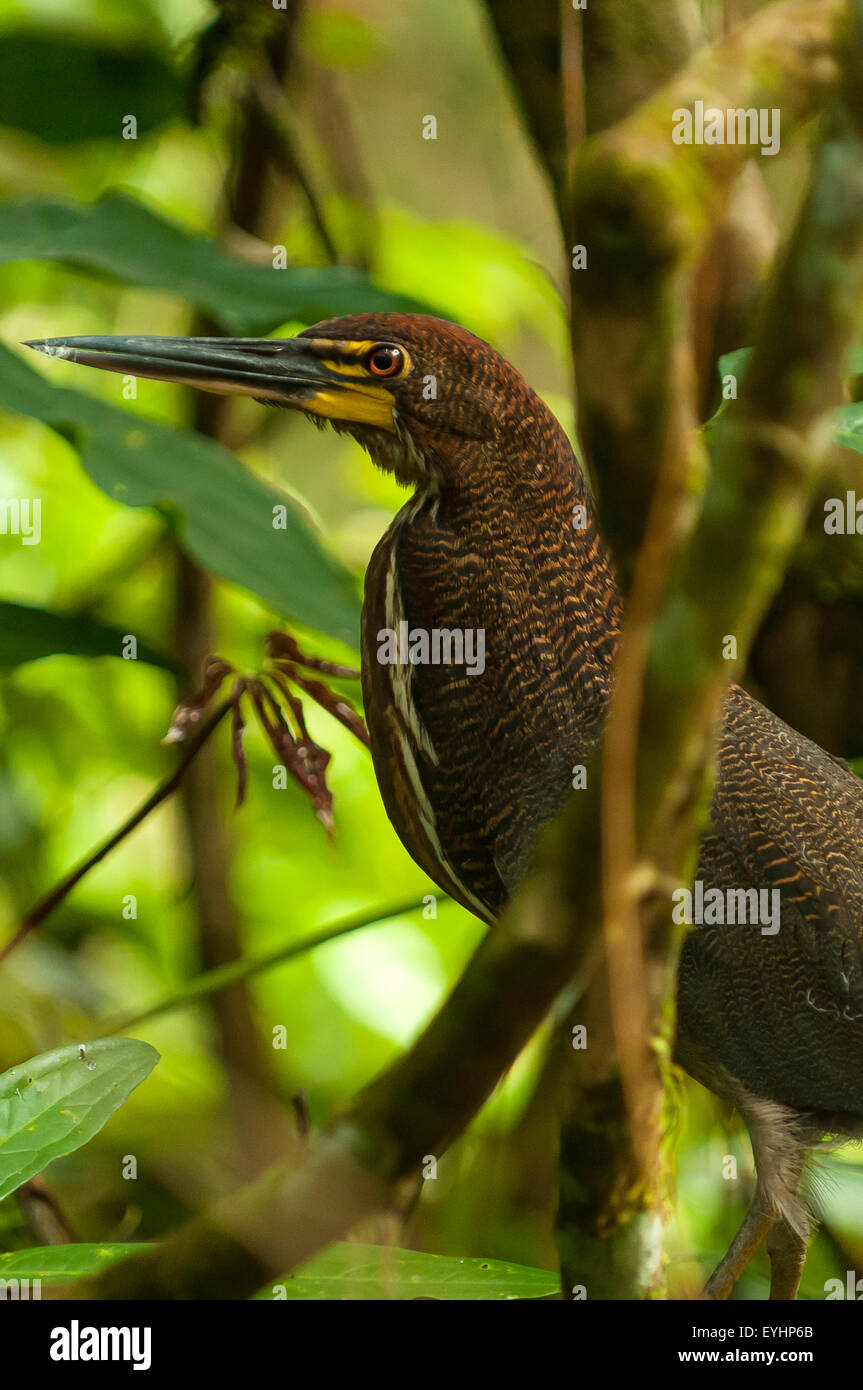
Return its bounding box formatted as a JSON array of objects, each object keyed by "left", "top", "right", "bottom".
[{"left": 26, "top": 313, "right": 863, "bottom": 1300}]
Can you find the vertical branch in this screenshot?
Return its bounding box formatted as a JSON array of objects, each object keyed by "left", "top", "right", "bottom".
[
  {"left": 557, "top": 0, "right": 848, "bottom": 1298},
  {"left": 579, "top": 0, "right": 779, "bottom": 416},
  {"left": 173, "top": 556, "right": 266, "bottom": 1147},
  {"left": 173, "top": 8, "right": 308, "bottom": 1160},
  {"left": 484, "top": 0, "right": 570, "bottom": 225},
  {"left": 572, "top": 0, "right": 841, "bottom": 576},
  {"left": 581, "top": 0, "right": 700, "bottom": 134}
]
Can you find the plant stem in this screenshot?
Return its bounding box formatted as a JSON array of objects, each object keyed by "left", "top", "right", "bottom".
[
  {"left": 93, "top": 895, "right": 435, "bottom": 1038},
  {"left": 0, "top": 700, "right": 232, "bottom": 961}
]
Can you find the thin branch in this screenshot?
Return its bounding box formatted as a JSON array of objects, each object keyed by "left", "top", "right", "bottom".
[
  {"left": 16, "top": 1177, "right": 76, "bottom": 1246},
  {"left": 484, "top": 0, "right": 569, "bottom": 220},
  {"left": 93, "top": 896, "right": 435, "bottom": 1038},
  {"left": 251, "top": 69, "right": 340, "bottom": 264},
  {"left": 557, "top": 0, "right": 863, "bottom": 1298},
  {"left": 0, "top": 699, "right": 232, "bottom": 962}
]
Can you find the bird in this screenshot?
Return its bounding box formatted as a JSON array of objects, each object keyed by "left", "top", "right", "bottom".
[{"left": 25, "top": 313, "right": 863, "bottom": 1300}]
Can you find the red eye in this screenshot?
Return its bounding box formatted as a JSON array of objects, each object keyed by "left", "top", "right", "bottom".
[{"left": 366, "top": 345, "right": 403, "bottom": 377}]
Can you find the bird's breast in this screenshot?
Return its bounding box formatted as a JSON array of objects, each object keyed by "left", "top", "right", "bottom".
[{"left": 360, "top": 490, "right": 615, "bottom": 921}]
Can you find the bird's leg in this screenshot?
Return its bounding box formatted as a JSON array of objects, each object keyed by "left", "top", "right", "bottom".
[
  {"left": 766, "top": 1218, "right": 808, "bottom": 1300},
  {"left": 699, "top": 1091, "right": 812, "bottom": 1299},
  {"left": 700, "top": 1204, "right": 777, "bottom": 1300},
  {"left": 761, "top": 1144, "right": 808, "bottom": 1300}
]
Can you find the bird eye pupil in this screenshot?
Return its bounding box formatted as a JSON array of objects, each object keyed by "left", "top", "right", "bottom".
[{"left": 368, "top": 346, "right": 402, "bottom": 377}]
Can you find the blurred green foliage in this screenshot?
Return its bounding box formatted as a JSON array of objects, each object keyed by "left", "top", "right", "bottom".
[
  {"left": 0, "top": 31, "right": 182, "bottom": 144},
  {"left": 0, "top": 195, "right": 425, "bottom": 332},
  {"left": 0, "top": 0, "right": 860, "bottom": 1300},
  {"left": 0, "top": 341, "right": 363, "bottom": 643}
]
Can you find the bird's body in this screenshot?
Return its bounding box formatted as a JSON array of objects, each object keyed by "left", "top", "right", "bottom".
[
  {"left": 340, "top": 318, "right": 863, "bottom": 1297},
  {"left": 29, "top": 310, "right": 863, "bottom": 1297},
  {"left": 676, "top": 685, "right": 863, "bottom": 1283},
  {"left": 680, "top": 684, "right": 863, "bottom": 1125},
  {"left": 358, "top": 320, "right": 619, "bottom": 921}
]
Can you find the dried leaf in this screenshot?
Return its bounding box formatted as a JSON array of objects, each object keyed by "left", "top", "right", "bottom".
[
  {"left": 166, "top": 633, "right": 367, "bottom": 831},
  {"left": 265, "top": 630, "right": 360, "bottom": 680},
  {"left": 246, "top": 679, "right": 334, "bottom": 831},
  {"left": 286, "top": 669, "right": 370, "bottom": 749},
  {"left": 164, "top": 656, "right": 235, "bottom": 744}
]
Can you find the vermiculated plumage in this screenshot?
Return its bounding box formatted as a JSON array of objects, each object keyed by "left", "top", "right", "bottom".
[
  {"left": 34, "top": 310, "right": 863, "bottom": 1297},
  {"left": 679, "top": 684, "right": 863, "bottom": 1123},
  {"left": 357, "top": 319, "right": 619, "bottom": 920}
]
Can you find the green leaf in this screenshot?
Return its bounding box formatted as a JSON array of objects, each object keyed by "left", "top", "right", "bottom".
[
  {"left": 716, "top": 347, "right": 751, "bottom": 385},
  {"left": 0, "top": 344, "right": 362, "bottom": 647},
  {"left": 259, "top": 1242, "right": 560, "bottom": 1300},
  {"left": 832, "top": 400, "right": 863, "bottom": 456},
  {"left": 0, "top": 1039, "right": 159, "bottom": 1202},
  {"left": 0, "top": 194, "right": 427, "bottom": 335},
  {"left": 0, "top": 601, "right": 173, "bottom": 671},
  {"left": 719, "top": 345, "right": 863, "bottom": 383},
  {"left": 0, "top": 1240, "right": 559, "bottom": 1299},
  {"left": 302, "top": 12, "right": 380, "bottom": 70},
  {"left": 713, "top": 346, "right": 863, "bottom": 461},
  {"left": 0, "top": 1242, "right": 151, "bottom": 1283},
  {"left": 0, "top": 31, "right": 181, "bottom": 145}
]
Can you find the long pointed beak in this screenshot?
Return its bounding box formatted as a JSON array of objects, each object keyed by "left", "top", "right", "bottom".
[{"left": 23, "top": 334, "right": 398, "bottom": 430}]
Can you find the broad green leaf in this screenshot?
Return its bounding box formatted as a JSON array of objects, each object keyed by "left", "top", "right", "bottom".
[
  {"left": 0, "top": 344, "right": 362, "bottom": 647},
  {"left": 0, "top": 31, "right": 181, "bottom": 145},
  {"left": 0, "top": 1243, "right": 151, "bottom": 1283},
  {"left": 0, "top": 601, "right": 173, "bottom": 671},
  {"left": 0, "top": 194, "right": 426, "bottom": 336},
  {"left": 0, "top": 1039, "right": 159, "bottom": 1202},
  {"left": 0, "top": 1240, "right": 559, "bottom": 1300},
  {"left": 259, "top": 1242, "right": 560, "bottom": 1300}
]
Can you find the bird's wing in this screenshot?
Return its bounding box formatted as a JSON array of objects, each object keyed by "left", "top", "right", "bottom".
[
  {"left": 678, "top": 683, "right": 863, "bottom": 1115},
  {"left": 715, "top": 684, "right": 863, "bottom": 916}
]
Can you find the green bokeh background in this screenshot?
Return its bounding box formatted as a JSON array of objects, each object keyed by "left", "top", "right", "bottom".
[{"left": 0, "top": 0, "right": 860, "bottom": 1299}]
